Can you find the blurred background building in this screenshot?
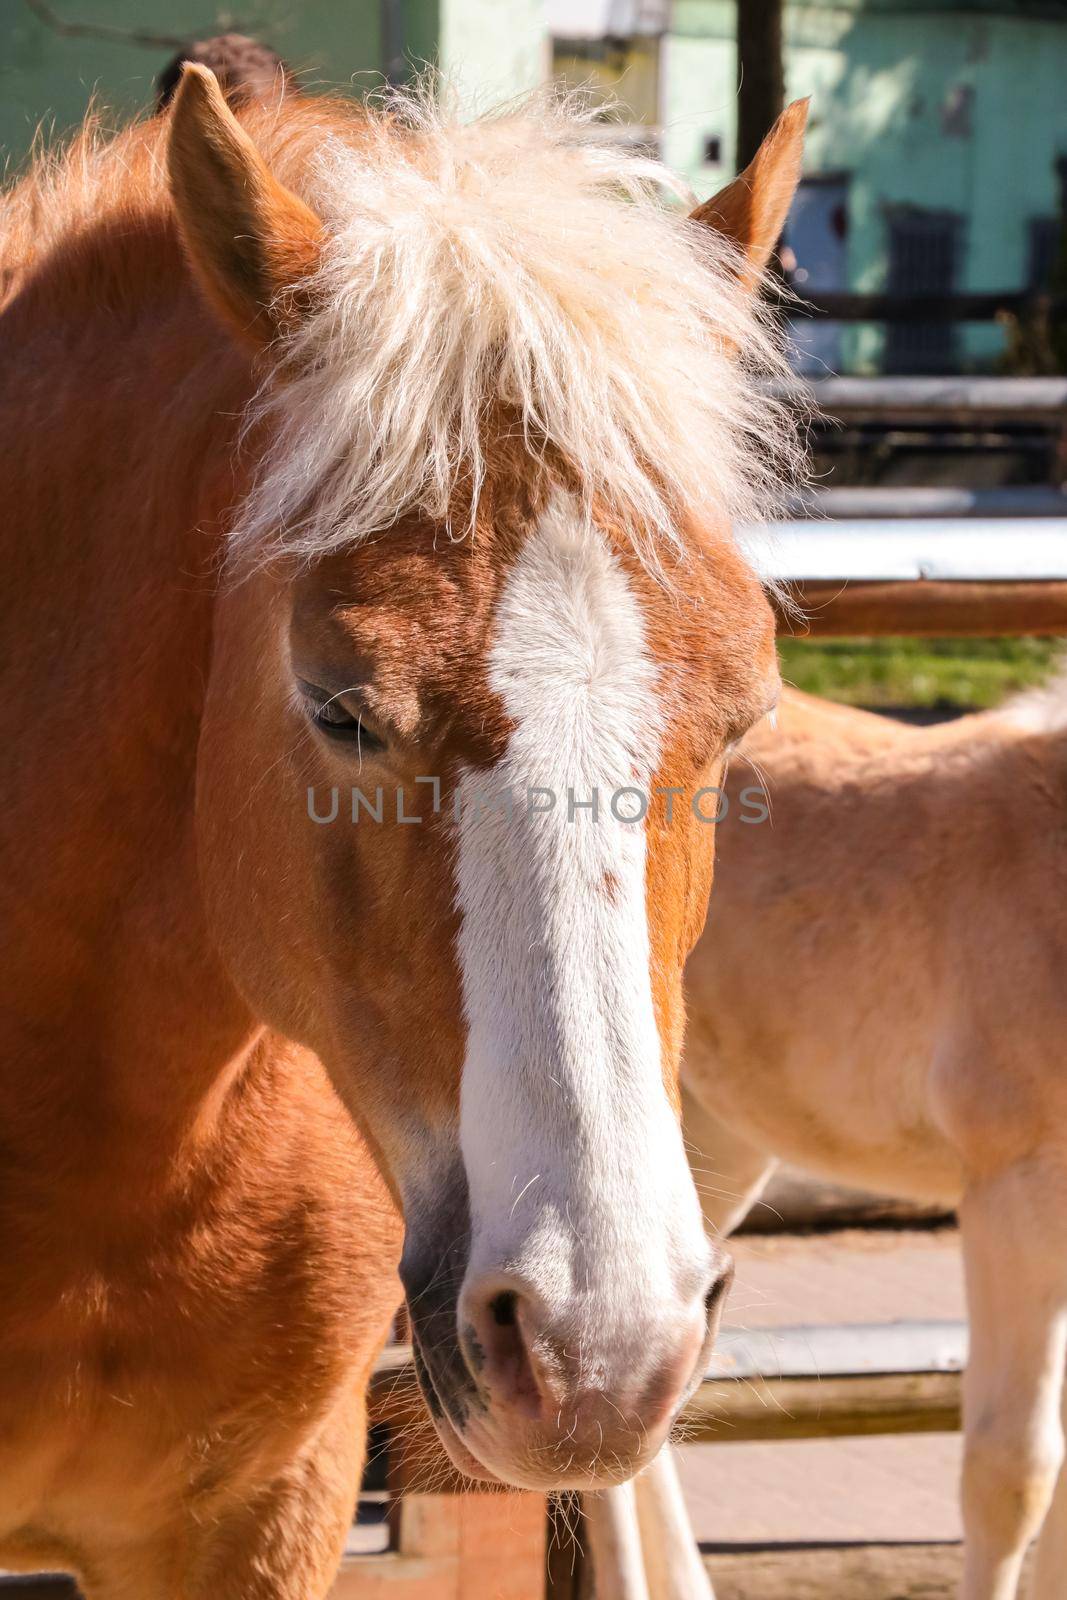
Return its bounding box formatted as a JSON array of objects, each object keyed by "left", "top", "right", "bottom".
[{"left": 5, "top": 0, "right": 1067, "bottom": 374}]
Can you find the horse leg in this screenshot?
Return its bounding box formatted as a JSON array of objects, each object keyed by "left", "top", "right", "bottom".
[
  {"left": 959, "top": 1162, "right": 1067, "bottom": 1600},
  {"left": 583, "top": 1481, "right": 651, "bottom": 1600},
  {"left": 631, "top": 1449, "right": 714, "bottom": 1600},
  {"left": 185, "top": 1384, "right": 369, "bottom": 1600},
  {"left": 1023, "top": 1357, "right": 1067, "bottom": 1599},
  {"left": 581, "top": 1090, "right": 772, "bottom": 1599}
]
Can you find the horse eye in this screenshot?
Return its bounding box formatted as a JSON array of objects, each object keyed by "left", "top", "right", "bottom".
[{"left": 299, "top": 682, "right": 386, "bottom": 751}]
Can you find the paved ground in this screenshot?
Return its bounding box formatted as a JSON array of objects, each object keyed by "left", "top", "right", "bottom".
[
  {"left": 704, "top": 1541, "right": 965, "bottom": 1600},
  {"left": 679, "top": 1225, "right": 966, "bottom": 1546}
]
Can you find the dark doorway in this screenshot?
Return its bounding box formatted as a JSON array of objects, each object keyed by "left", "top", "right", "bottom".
[{"left": 884, "top": 207, "right": 962, "bottom": 373}]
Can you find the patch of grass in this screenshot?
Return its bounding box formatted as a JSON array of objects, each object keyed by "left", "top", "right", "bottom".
[{"left": 776, "top": 636, "right": 1060, "bottom": 710}]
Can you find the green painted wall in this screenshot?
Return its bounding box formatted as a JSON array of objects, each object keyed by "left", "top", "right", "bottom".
[
  {"left": 0, "top": 0, "right": 544, "bottom": 177},
  {"left": 9, "top": 0, "right": 1067, "bottom": 373},
  {"left": 0, "top": 2, "right": 392, "bottom": 173},
  {"left": 437, "top": 0, "right": 546, "bottom": 102},
  {"left": 402, "top": 0, "right": 441, "bottom": 75},
  {"left": 665, "top": 0, "right": 1067, "bottom": 370}
]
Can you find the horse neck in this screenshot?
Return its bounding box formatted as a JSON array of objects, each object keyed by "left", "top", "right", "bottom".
[{"left": 0, "top": 222, "right": 266, "bottom": 1179}]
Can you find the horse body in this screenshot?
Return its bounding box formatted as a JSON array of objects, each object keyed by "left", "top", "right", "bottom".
[
  {"left": 0, "top": 69, "right": 808, "bottom": 1596},
  {"left": 686, "top": 686, "right": 1067, "bottom": 1211},
  {"left": 680, "top": 683, "right": 1067, "bottom": 1600},
  {"left": 0, "top": 119, "right": 402, "bottom": 1594}
]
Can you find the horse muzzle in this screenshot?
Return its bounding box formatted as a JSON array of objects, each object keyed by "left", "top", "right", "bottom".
[{"left": 403, "top": 1225, "right": 731, "bottom": 1490}]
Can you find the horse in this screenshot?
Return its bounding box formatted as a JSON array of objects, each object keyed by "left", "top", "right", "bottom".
[
  {"left": 0, "top": 63, "right": 807, "bottom": 1597},
  {"left": 617, "top": 677, "right": 1067, "bottom": 1600}
]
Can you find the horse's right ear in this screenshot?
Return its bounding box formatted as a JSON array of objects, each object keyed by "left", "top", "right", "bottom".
[
  {"left": 690, "top": 99, "right": 809, "bottom": 294},
  {"left": 167, "top": 63, "right": 323, "bottom": 349}
]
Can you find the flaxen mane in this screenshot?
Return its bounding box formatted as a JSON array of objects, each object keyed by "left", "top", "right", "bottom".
[{"left": 2, "top": 86, "right": 801, "bottom": 568}]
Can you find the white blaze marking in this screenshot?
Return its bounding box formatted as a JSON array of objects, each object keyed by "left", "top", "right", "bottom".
[{"left": 455, "top": 500, "right": 707, "bottom": 1363}]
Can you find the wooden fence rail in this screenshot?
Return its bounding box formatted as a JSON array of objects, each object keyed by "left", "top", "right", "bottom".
[
  {"left": 746, "top": 385, "right": 1067, "bottom": 635},
  {"left": 771, "top": 373, "right": 1067, "bottom": 421},
  {"left": 787, "top": 485, "right": 1067, "bottom": 519},
  {"left": 795, "top": 291, "right": 1067, "bottom": 324},
  {"left": 774, "top": 579, "right": 1067, "bottom": 637},
  {"left": 367, "top": 1322, "right": 967, "bottom": 1451}
]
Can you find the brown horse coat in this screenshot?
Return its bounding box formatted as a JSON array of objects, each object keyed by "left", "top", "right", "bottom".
[{"left": 0, "top": 74, "right": 805, "bottom": 1596}]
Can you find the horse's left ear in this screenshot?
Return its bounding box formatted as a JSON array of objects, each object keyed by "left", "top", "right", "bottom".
[
  {"left": 167, "top": 63, "right": 323, "bottom": 349},
  {"left": 690, "top": 99, "right": 809, "bottom": 292}
]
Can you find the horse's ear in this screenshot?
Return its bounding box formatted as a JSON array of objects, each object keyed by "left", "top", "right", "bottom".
[
  {"left": 690, "top": 99, "right": 809, "bottom": 292},
  {"left": 167, "top": 63, "right": 323, "bottom": 349}
]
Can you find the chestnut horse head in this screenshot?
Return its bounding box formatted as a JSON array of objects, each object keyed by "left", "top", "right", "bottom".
[{"left": 169, "top": 69, "right": 805, "bottom": 1489}]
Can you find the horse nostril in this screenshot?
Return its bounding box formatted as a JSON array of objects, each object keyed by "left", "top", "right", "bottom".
[
  {"left": 490, "top": 1291, "right": 518, "bottom": 1327},
  {"left": 462, "top": 1280, "right": 549, "bottom": 1420}
]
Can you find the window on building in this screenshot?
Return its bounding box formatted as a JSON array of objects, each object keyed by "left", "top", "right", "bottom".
[
  {"left": 551, "top": 35, "right": 661, "bottom": 138},
  {"left": 885, "top": 208, "right": 962, "bottom": 374},
  {"left": 785, "top": 176, "right": 850, "bottom": 376}
]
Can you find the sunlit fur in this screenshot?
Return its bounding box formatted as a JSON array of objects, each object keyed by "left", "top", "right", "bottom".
[
  {"left": 670, "top": 678, "right": 1067, "bottom": 1600},
  {"left": 0, "top": 76, "right": 795, "bottom": 1591},
  {"left": 230, "top": 87, "right": 801, "bottom": 567},
  {"left": 3, "top": 90, "right": 801, "bottom": 574}
]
